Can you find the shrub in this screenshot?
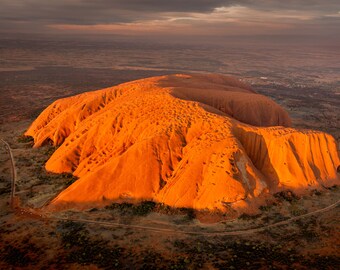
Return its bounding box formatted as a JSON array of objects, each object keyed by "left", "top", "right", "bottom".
[
  {"left": 274, "top": 190, "right": 300, "bottom": 202},
  {"left": 132, "top": 201, "right": 156, "bottom": 216},
  {"left": 17, "top": 135, "right": 34, "bottom": 144}
]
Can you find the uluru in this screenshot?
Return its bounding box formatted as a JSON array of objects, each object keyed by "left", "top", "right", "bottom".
[{"left": 25, "top": 74, "right": 340, "bottom": 212}]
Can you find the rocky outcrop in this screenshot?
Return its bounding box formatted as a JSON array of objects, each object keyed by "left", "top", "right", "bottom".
[{"left": 25, "top": 74, "right": 339, "bottom": 211}]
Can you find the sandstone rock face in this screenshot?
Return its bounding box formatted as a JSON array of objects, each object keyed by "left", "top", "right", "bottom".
[{"left": 25, "top": 74, "right": 339, "bottom": 211}]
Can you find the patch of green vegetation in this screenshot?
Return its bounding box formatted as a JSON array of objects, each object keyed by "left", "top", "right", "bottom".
[
  {"left": 295, "top": 218, "right": 319, "bottom": 242},
  {"left": 259, "top": 204, "right": 272, "bottom": 211},
  {"left": 0, "top": 181, "right": 10, "bottom": 195},
  {"left": 60, "top": 173, "right": 78, "bottom": 186},
  {"left": 35, "top": 170, "right": 77, "bottom": 187},
  {"left": 57, "top": 221, "right": 123, "bottom": 268},
  {"left": 68, "top": 240, "right": 122, "bottom": 268},
  {"left": 178, "top": 207, "right": 196, "bottom": 220},
  {"left": 105, "top": 201, "right": 197, "bottom": 220},
  {"left": 1, "top": 245, "right": 33, "bottom": 267},
  {"left": 106, "top": 202, "right": 133, "bottom": 213},
  {"left": 289, "top": 203, "right": 308, "bottom": 216},
  {"left": 154, "top": 203, "right": 173, "bottom": 214},
  {"left": 169, "top": 257, "right": 191, "bottom": 270},
  {"left": 171, "top": 237, "right": 339, "bottom": 270},
  {"left": 173, "top": 239, "right": 189, "bottom": 249},
  {"left": 37, "top": 172, "right": 55, "bottom": 183},
  {"left": 238, "top": 213, "right": 262, "bottom": 220},
  {"left": 0, "top": 240, "right": 41, "bottom": 268},
  {"left": 325, "top": 184, "right": 338, "bottom": 191},
  {"left": 17, "top": 135, "right": 34, "bottom": 144},
  {"left": 58, "top": 220, "right": 89, "bottom": 248},
  {"left": 261, "top": 212, "right": 288, "bottom": 224},
  {"left": 310, "top": 189, "right": 322, "bottom": 196},
  {"left": 274, "top": 190, "right": 300, "bottom": 203},
  {"left": 132, "top": 201, "right": 156, "bottom": 216},
  {"left": 138, "top": 250, "right": 170, "bottom": 269},
  {"left": 44, "top": 146, "right": 59, "bottom": 157},
  {"left": 106, "top": 201, "right": 156, "bottom": 216},
  {"left": 16, "top": 156, "right": 33, "bottom": 167}
]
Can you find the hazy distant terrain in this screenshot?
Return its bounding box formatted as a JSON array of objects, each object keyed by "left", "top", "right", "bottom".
[{"left": 0, "top": 36, "right": 339, "bottom": 141}]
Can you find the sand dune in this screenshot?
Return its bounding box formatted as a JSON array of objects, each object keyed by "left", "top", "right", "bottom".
[{"left": 25, "top": 74, "right": 339, "bottom": 212}]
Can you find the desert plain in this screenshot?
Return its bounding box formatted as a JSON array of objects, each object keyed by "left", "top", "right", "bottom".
[{"left": 0, "top": 36, "right": 339, "bottom": 269}]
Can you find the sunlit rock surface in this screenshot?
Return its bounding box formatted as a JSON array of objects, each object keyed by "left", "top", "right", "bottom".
[{"left": 26, "top": 74, "right": 339, "bottom": 212}]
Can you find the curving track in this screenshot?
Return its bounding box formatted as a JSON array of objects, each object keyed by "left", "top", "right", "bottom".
[
  {"left": 1, "top": 138, "right": 339, "bottom": 236},
  {"left": 1, "top": 138, "right": 17, "bottom": 207}
]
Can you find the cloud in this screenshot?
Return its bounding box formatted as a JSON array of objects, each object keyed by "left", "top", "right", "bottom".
[
  {"left": 0, "top": 0, "right": 339, "bottom": 36},
  {"left": 82, "top": 0, "right": 230, "bottom": 13}
]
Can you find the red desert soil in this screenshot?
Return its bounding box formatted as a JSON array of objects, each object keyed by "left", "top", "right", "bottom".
[{"left": 25, "top": 74, "right": 339, "bottom": 212}]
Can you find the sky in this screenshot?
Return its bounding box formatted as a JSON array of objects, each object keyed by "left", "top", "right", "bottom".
[{"left": 1, "top": 0, "right": 339, "bottom": 38}]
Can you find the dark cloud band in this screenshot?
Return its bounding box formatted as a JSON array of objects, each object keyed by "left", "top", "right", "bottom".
[{"left": 0, "top": 0, "right": 339, "bottom": 35}]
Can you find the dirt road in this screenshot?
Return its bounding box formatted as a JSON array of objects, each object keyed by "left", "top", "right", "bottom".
[{"left": 1, "top": 138, "right": 339, "bottom": 236}]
